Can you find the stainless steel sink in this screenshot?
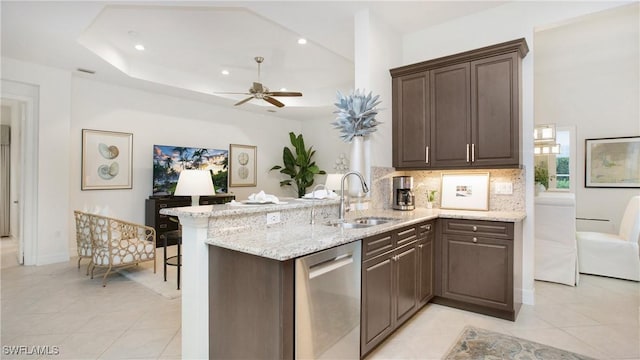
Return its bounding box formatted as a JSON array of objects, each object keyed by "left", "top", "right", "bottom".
[
  {"left": 324, "top": 217, "right": 400, "bottom": 229},
  {"left": 353, "top": 217, "right": 399, "bottom": 225},
  {"left": 324, "top": 222, "right": 372, "bottom": 229}
]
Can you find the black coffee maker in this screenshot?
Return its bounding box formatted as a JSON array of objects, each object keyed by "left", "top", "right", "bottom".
[{"left": 392, "top": 176, "right": 415, "bottom": 211}]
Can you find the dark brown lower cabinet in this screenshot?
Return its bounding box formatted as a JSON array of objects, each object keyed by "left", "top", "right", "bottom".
[
  {"left": 209, "top": 246, "right": 294, "bottom": 360},
  {"left": 418, "top": 222, "right": 435, "bottom": 306},
  {"left": 434, "top": 219, "right": 520, "bottom": 321},
  {"left": 361, "top": 251, "right": 394, "bottom": 354},
  {"left": 361, "top": 220, "right": 435, "bottom": 357}
]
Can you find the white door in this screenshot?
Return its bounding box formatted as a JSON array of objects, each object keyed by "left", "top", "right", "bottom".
[{"left": 13, "top": 102, "right": 24, "bottom": 264}]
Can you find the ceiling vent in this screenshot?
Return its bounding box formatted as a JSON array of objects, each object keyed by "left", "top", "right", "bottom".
[{"left": 76, "top": 68, "right": 96, "bottom": 74}]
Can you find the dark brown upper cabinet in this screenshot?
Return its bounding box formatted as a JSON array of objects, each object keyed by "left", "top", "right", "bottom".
[
  {"left": 392, "top": 72, "right": 431, "bottom": 168},
  {"left": 390, "top": 38, "right": 528, "bottom": 170}
]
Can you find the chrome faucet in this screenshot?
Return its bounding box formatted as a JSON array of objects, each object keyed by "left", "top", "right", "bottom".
[
  {"left": 309, "top": 184, "right": 328, "bottom": 225},
  {"left": 339, "top": 171, "right": 369, "bottom": 221}
]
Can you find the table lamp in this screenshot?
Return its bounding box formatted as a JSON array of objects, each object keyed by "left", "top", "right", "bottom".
[
  {"left": 174, "top": 170, "right": 216, "bottom": 206},
  {"left": 325, "top": 173, "right": 343, "bottom": 192}
]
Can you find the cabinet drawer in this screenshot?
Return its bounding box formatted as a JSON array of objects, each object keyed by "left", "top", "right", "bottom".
[
  {"left": 441, "top": 219, "right": 513, "bottom": 240},
  {"left": 363, "top": 232, "right": 394, "bottom": 260},
  {"left": 396, "top": 226, "right": 418, "bottom": 247},
  {"left": 418, "top": 221, "right": 435, "bottom": 237}
]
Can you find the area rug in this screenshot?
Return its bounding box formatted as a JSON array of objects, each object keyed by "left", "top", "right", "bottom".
[
  {"left": 116, "top": 245, "right": 181, "bottom": 300},
  {"left": 444, "top": 326, "right": 596, "bottom": 360}
]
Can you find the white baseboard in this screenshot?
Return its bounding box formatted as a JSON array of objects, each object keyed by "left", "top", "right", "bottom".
[
  {"left": 36, "top": 251, "right": 70, "bottom": 266},
  {"left": 520, "top": 287, "right": 535, "bottom": 305}
]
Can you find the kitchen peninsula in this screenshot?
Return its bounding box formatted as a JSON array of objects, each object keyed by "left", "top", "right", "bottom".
[{"left": 162, "top": 199, "right": 524, "bottom": 359}]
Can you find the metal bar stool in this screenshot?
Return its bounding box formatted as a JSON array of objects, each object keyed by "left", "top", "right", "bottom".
[{"left": 161, "top": 229, "right": 182, "bottom": 290}]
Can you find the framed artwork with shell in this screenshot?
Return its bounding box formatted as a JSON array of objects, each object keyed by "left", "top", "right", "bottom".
[
  {"left": 82, "top": 129, "right": 133, "bottom": 190},
  {"left": 229, "top": 144, "right": 257, "bottom": 187}
]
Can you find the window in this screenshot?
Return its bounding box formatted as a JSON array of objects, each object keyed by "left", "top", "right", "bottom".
[{"left": 534, "top": 126, "right": 574, "bottom": 192}]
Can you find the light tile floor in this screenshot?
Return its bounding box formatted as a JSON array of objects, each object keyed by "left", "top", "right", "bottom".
[{"left": 1, "top": 247, "right": 638, "bottom": 359}]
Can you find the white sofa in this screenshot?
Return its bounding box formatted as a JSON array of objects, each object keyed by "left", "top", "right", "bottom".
[
  {"left": 534, "top": 192, "right": 579, "bottom": 286},
  {"left": 577, "top": 196, "right": 640, "bottom": 281}
]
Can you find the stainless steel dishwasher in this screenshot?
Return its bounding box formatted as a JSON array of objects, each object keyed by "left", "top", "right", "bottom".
[{"left": 295, "top": 241, "right": 362, "bottom": 359}]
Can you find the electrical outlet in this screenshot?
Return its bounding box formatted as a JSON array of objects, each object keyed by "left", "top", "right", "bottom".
[
  {"left": 495, "top": 182, "right": 513, "bottom": 195},
  {"left": 266, "top": 212, "right": 281, "bottom": 225}
]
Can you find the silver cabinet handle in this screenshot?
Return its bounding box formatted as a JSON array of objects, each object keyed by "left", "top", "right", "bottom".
[
  {"left": 473, "top": 237, "right": 478, "bottom": 243},
  {"left": 466, "top": 144, "right": 470, "bottom": 162},
  {"left": 472, "top": 226, "right": 477, "bottom": 231},
  {"left": 425, "top": 146, "right": 429, "bottom": 164},
  {"left": 425, "top": 224, "right": 431, "bottom": 231},
  {"left": 472, "top": 144, "right": 475, "bottom": 162},
  {"left": 418, "top": 244, "right": 424, "bottom": 249}
]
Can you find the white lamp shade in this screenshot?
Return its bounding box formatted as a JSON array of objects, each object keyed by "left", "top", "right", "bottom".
[
  {"left": 325, "top": 174, "right": 343, "bottom": 191},
  {"left": 174, "top": 170, "right": 216, "bottom": 196}
]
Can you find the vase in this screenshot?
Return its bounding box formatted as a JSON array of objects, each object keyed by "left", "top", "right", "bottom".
[
  {"left": 349, "top": 135, "right": 366, "bottom": 197},
  {"left": 426, "top": 202, "right": 433, "bottom": 209}
]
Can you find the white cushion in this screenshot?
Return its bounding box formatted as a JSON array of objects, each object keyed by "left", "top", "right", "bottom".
[{"left": 577, "top": 231, "right": 640, "bottom": 281}]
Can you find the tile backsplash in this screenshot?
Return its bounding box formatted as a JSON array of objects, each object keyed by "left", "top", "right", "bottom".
[{"left": 370, "top": 166, "right": 525, "bottom": 212}]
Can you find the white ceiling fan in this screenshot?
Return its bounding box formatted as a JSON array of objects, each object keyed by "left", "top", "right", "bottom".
[{"left": 216, "top": 56, "right": 302, "bottom": 108}]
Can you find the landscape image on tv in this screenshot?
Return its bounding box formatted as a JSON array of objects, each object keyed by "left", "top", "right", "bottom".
[{"left": 153, "top": 145, "right": 228, "bottom": 195}]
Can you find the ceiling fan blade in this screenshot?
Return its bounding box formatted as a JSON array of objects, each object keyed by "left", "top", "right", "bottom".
[
  {"left": 234, "top": 97, "right": 254, "bottom": 106},
  {"left": 213, "top": 91, "right": 251, "bottom": 95},
  {"left": 264, "top": 96, "right": 285, "bottom": 108},
  {"left": 267, "top": 91, "right": 302, "bottom": 97}
]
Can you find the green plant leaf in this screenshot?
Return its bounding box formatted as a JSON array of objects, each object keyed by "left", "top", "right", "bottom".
[{"left": 270, "top": 132, "right": 326, "bottom": 197}]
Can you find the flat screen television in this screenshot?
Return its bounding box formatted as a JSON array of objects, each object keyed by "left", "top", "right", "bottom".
[{"left": 152, "top": 144, "right": 228, "bottom": 196}]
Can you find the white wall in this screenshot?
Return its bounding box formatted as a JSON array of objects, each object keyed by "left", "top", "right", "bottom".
[
  {"left": 301, "top": 114, "right": 350, "bottom": 180},
  {"left": 70, "top": 77, "right": 303, "bottom": 238},
  {"left": 535, "top": 3, "right": 640, "bottom": 230},
  {"left": 398, "top": 1, "right": 630, "bottom": 304},
  {"left": 353, "top": 9, "right": 403, "bottom": 178},
  {"left": 2, "top": 57, "right": 71, "bottom": 265}
]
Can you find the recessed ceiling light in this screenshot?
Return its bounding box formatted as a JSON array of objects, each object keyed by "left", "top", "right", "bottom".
[
  {"left": 134, "top": 44, "right": 145, "bottom": 51},
  {"left": 297, "top": 38, "right": 307, "bottom": 45},
  {"left": 221, "top": 70, "right": 230, "bottom": 75},
  {"left": 279, "top": 88, "right": 287, "bottom": 91}
]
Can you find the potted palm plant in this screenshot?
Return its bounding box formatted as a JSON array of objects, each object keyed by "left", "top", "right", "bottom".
[{"left": 270, "top": 132, "right": 326, "bottom": 198}]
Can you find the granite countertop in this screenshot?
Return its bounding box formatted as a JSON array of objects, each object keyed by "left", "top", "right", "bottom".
[
  {"left": 160, "top": 198, "right": 340, "bottom": 218},
  {"left": 196, "top": 207, "right": 526, "bottom": 261}
]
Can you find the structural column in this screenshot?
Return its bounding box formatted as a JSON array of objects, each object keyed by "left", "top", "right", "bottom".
[{"left": 178, "top": 215, "right": 210, "bottom": 360}]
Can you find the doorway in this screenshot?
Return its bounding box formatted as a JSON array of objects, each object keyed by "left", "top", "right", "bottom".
[{"left": 1, "top": 79, "right": 39, "bottom": 266}]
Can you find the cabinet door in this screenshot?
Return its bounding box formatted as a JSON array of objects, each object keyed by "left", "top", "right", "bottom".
[
  {"left": 394, "top": 244, "right": 419, "bottom": 326},
  {"left": 418, "top": 235, "right": 434, "bottom": 305},
  {"left": 393, "top": 72, "right": 430, "bottom": 168},
  {"left": 430, "top": 63, "right": 471, "bottom": 168},
  {"left": 442, "top": 233, "right": 513, "bottom": 311},
  {"left": 361, "top": 252, "right": 394, "bottom": 355},
  {"left": 471, "top": 53, "right": 519, "bottom": 167}
]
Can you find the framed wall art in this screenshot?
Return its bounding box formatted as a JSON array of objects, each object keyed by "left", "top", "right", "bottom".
[
  {"left": 229, "top": 144, "right": 257, "bottom": 187},
  {"left": 82, "top": 129, "right": 133, "bottom": 190},
  {"left": 440, "top": 172, "right": 490, "bottom": 211},
  {"left": 585, "top": 136, "right": 640, "bottom": 188}
]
